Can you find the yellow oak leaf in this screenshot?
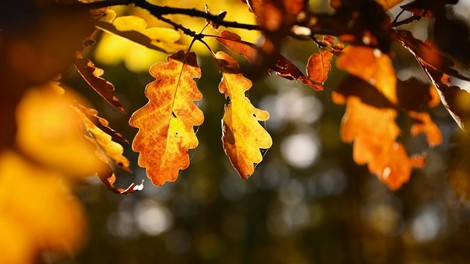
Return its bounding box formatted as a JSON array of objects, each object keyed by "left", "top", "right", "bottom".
[
  {"left": 74, "top": 107, "right": 130, "bottom": 172},
  {"left": 0, "top": 151, "right": 86, "bottom": 260},
  {"left": 15, "top": 82, "right": 106, "bottom": 178},
  {"left": 129, "top": 51, "right": 203, "bottom": 186},
  {"left": 216, "top": 51, "right": 273, "bottom": 179},
  {"left": 96, "top": 15, "right": 186, "bottom": 54}
]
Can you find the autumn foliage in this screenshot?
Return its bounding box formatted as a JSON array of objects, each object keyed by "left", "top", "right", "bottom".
[{"left": 2, "top": 0, "right": 470, "bottom": 262}]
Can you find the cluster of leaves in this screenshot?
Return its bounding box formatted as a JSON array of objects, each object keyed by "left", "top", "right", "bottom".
[{"left": 1, "top": 0, "right": 470, "bottom": 261}]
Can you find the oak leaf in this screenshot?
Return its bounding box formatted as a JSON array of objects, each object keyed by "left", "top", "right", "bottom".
[
  {"left": 74, "top": 106, "right": 144, "bottom": 194},
  {"left": 216, "top": 51, "right": 272, "bottom": 179},
  {"left": 15, "top": 83, "right": 106, "bottom": 178},
  {"left": 96, "top": 15, "right": 186, "bottom": 53},
  {"left": 335, "top": 46, "right": 423, "bottom": 189},
  {"left": 74, "top": 53, "right": 126, "bottom": 113},
  {"left": 307, "top": 49, "right": 334, "bottom": 86},
  {"left": 129, "top": 51, "right": 203, "bottom": 186},
  {"left": 0, "top": 151, "right": 86, "bottom": 261}
]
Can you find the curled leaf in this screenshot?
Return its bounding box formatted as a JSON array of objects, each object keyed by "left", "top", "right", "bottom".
[
  {"left": 216, "top": 30, "right": 321, "bottom": 90},
  {"left": 74, "top": 107, "right": 130, "bottom": 173},
  {"left": 98, "top": 168, "right": 144, "bottom": 195},
  {"left": 216, "top": 51, "right": 272, "bottom": 179},
  {"left": 129, "top": 51, "right": 203, "bottom": 186},
  {"left": 74, "top": 53, "right": 126, "bottom": 113}
]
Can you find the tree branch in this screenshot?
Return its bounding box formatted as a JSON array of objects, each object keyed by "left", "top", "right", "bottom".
[{"left": 68, "top": 0, "right": 261, "bottom": 31}]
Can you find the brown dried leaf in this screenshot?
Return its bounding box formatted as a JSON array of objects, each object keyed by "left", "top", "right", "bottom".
[
  {"left": 216, "top": 31, "right": 321, "bottom": 90},
  {"left": 74, "top": 53, "right": 126, "bottom": 113}
]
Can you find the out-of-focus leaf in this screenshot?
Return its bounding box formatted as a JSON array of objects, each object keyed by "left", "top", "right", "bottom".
[
  {"left": 423, "top": 67, "right": 466, "bottom": 129},
  {"left": 95, "top": 15, "right": 186, "bottom": 53},
  {"left": 335, "top": 46, "right": 423, "bottom": 189},
  {"left": 0, "top": 151, "right": 86, "bottom": 259},
  {"left": 376, "top": 0, "right": 404, "bottom": 10},
  {"left": 129, "top": 51, "right": 203, "bottom": 186},
  {"left": 408, "top": 111, "right": 443, "bottom": 146},
  {"left": 337, "top": 46, "right": 397, "bottom": 102},
  {"left": 396, "top": 77, "right": 440, "bottom": 111},
  {"left": 15, "top": 83, "right": 106, "bottom": 177},
  {"left": 216, "top": 30, "right": 321, "bottom": 90},
  {"left": 307, "top": 49, "right": 334, "bottom": 86},
  {"left": 400, "top": 0, "right": 458, "bottom": 18},
  {"left": 395, "top": 30, "right": 470, "bottom": 81},
  {"left": 74, "top": 53, "right": 126, "bottom": 113},
  {"left": 216, "top": 51, "right": 272, "bottom": 179}
]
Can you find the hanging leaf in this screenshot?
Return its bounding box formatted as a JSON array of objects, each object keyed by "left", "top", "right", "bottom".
[
  {"left": 95, "top": 15, "right": 186, "bottom": 53},
  {"left": 395, "top": 30, "right": 470, "bottom": 82},
  {"left": 129, "top": 51, "right": 203, "bottom": 186},
  {"left": 216, "top": 51, "right": 272, "bottom": 179},
  {"left": 15, "top": 82, "right": 106, "bottom": 178},
  {"left": 73, "top": 106, "right": 143, "bottom": 194},
  {"left": 74, "top": 53, "right": 126, "bottom": 113},
  {"left": 74, "top": 107, "right": 130, "bottom": 172},
  {"left": 216, "top": 30, "right": 321, "bottom": 90},
  {"left": 335, "top": 46, "right": 424, "bottom": 189},
  {"left": 306, "top": 49, "right": 334, "bottom": 86},
  {"left": 77, "top": 105, "right": 128, "bottom": 144},
  {"left": 0, "top": 151, "right": 86, "bottom": 261}
]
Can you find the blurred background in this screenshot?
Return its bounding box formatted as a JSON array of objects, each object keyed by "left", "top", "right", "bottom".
[{"left": 55, "top": 0, "right": 470, "bottom": 263}]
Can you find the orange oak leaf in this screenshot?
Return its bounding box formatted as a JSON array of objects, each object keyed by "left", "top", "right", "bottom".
[
  {"left": 307, "top": 49, "right": 334, "bottom": 85},
  {"left": 216, "top": 51, "right": 273, "bottom": 179},
  {"left": 129, "top": 51, "right": 203, "bottom": 186},
  {"left": 335, "top": 46, "right": 423, "bottom": 189},
  {"left": 74, "top": 53, "right": 126, "bottom": 113}
]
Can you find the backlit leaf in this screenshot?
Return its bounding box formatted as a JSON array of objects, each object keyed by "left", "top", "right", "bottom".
[
  {"left": 15, "top": 82, "right": 106, "bottom": 178},
  {"left": 74, "top": 53, "right": 126, "bottom": 113},
  {"left": 0, "top": 151, "right": 86, "bottom": 260},
  {"left": 96, "top": 15, "right": 186, "bottom": 53},
  {"left": 307, "top": 49, "right": 334, "bottom": 85},
  {"left": 216, "top": 51, "right": 273, "bottom": 179},
  {"left": 129, "top": 51, "right": 203, "bottom": 186},
  {"left": 74, "top": 107, "right": 130, "bottom": 172},
  {"left": 335, "top": 46, "right": 423, "bottom": 189},
  {"left": 77, "top": 105, "right": 128, "bottom": 144}
]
